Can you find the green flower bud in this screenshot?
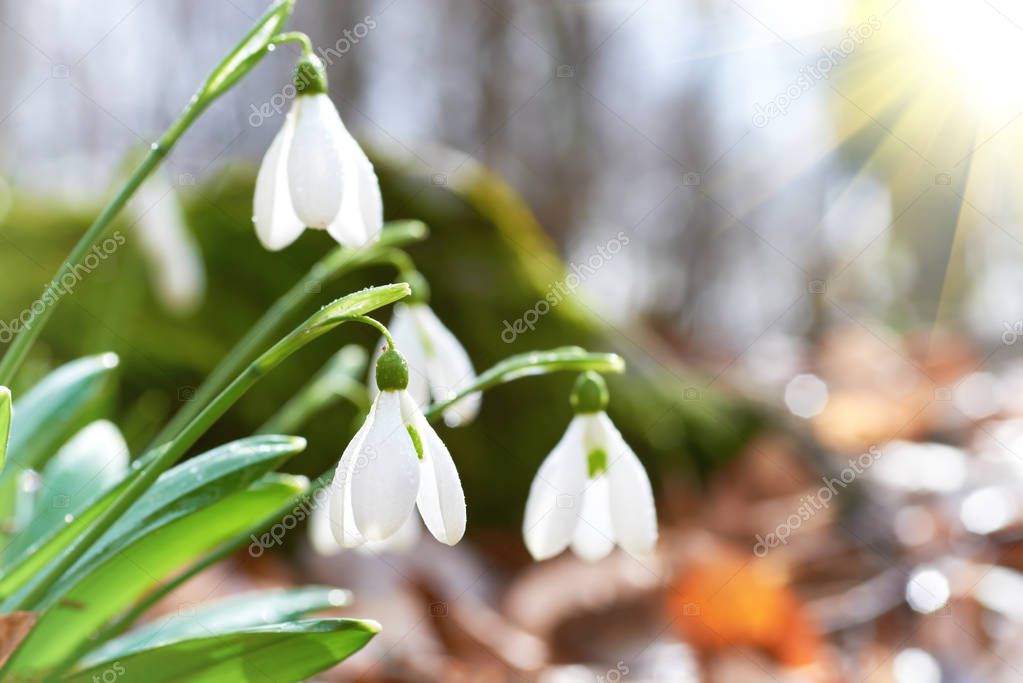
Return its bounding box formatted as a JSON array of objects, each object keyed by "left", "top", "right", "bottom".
[
  {"left": 375, "top": 347, "right": 409, "bottom": 392},
  {"left": 570, "top": 371, "right": 609, "bottom": 414},
  {"left": 294, "top": 54, "right": 328, "bottom": 96}
]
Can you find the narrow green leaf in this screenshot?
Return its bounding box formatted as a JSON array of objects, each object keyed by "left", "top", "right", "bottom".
[
  {"left": 198, "top": 0, "right": 295, "bottom": 101},
  {"left": 423, "top": 347, "right": 625, "bottom": 420},
  {"left": 377, "top": 219, "right": 428, "bottom": 248},
  {"left": 299, "top": 283, "right": 412, "bottom": 340},
  {"left": 0, "top": 386, "right": 9, "bottom": 474},
  {"left": 0, "top": 435, "right": 303, "bottom": 602},
  {"left": 4, "top": 475, "right": 308, "bottom": 677},
  {"left": 4, "top": 353, "right": 118, "bottom": 476},
  {"left": 83, "top": 586, "right": 353, "bottom": 667},
  {"left": 65, "top": 619, "right": 378, "bottom": 683}
]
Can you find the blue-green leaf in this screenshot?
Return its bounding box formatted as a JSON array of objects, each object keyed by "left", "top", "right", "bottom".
[
  {"left": 4, "top": 420, "right": 129, "bottom": 560},
  {"left": 83, "top": 586, "right": 353, "bottom": 667},
  {"left": 64, "top": 619, "right": 378, "bottom": 683},
  {"left": 4, "top": 353, "right": 118, "bottom": 475},
  {"left": 0, "top": 435, "right": 302, "bottom": 602},
  {"left": 4, "top": 474, "right": 308, "bottom": 677}
]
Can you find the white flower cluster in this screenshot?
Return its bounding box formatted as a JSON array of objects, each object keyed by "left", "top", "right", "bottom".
[{"left": 254, "top": 50, "right": 657, "bottom": 562}]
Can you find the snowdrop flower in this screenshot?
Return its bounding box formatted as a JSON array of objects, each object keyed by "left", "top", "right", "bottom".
[
  {"left": 130, "top": 174, "right": 206, "bottom": 316},
  {"left": 370, "top": 274, "right": 481, "bottom": 427},
  {"left": 326, "top": 347, "right": 465, "bottom": 549},
  {"left": 523, "top": 372, "right": 657, "bottom": 562},
  {"left": 253, "top": 54, "right": 382, "bottom": 251}
]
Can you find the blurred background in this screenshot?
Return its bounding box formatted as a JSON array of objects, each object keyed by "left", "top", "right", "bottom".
[{"left": 4, "top": 0, "right": 1023, "bottom": 680}]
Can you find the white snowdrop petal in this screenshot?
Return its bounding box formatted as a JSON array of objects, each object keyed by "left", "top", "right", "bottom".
[
  {"left": 328, "top": 401, "right": 377, "bottom": 548},
  {"left": 414, "top": 305, "right": 481, "bottom": 426},
  {"left": 310, "top": 490, "right": 341, "bottom": 556},
  {"left": 570, "top": 476, "right": 616, "bottom": 562},
  {"left": 287, "top": 94, "right": 346, "bottom": 229},
  {"left": 132, "top": 176, "right": 205, "bottom": 315},
  {"left": 403, "top": 393, "right": 466, "bottom": 545},
  {"left": 523, "top": 416, "right": 589, "bottom": 561},
  {"left": 350, "top": 391, "right": 420, "bottom": 541},
  {"left": 598, "top": 412, "right": 658, "bottom": 556},
  {"left": 355, "top": 512, "right": 421, "bottom": 555},
  {"left": 326, "top": 122, "right": 383, "bottom": 248},
  {"left": 253, "top": 108, "right": 304, "bottom": 250}
]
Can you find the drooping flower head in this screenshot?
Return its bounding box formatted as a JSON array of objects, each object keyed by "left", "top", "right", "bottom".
[
  {"left": 523, "top": 372, "right": 657, "bottom": 561},
  {"left": 369, "top": 272, "right": 481, "bottom": 427},
  {"left": 253, "top": 53, "right": 382, "bottom": 251},
  {"left": 325, "top": 345, "right": 466, "bottom": 550}
]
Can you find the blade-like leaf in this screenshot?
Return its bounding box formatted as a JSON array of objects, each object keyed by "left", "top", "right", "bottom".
[
  {"left": 0, "top": 435, "right": 303, "bottom": 601},
  {"left": 4, "top": 475, "right": 308, "bottom": 677},
  {"left": 299, "top": 283, "right": 412, "bottom": 341},
  {"left": 0, "top": 386, "right": 9, "bottom": 473},
  {"left": 5, "top": 421, "right": 129, "bottom": 560},
  {"left": 65, "top": 619, "right": 378, "bottom": 683},
  {"left": 83, "top": 586, "right": 353, "bottom": 667},
  {"left": 197, "top": 0, "right": 294, "bottom": 101},
  {"left": 423, "top": 346, "right": 625, "bottom": 420},
  {"left": 4, "top": 353, "right": 118, "bottom": 475}
]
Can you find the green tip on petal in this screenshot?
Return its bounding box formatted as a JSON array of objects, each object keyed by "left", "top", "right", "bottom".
[
  {"left": 406, "top": 424, "right": 424, "bottom": 460},
  {"left": 571, "top": 371, "right": 609, "bottom": 414},
  {"left": 375, "top": 348, "right": 409, "bottom": 392},
  {"left": 587, "top": 447, "right": 608, "bottom": 478},
  {"left": 294, "top": 54, "right": 328, "bottom": 95}
]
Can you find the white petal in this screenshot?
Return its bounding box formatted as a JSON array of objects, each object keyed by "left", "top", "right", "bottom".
[
  {"left": 522, "top": 416, "right": 588, "bottom": 561},
  {"left": 368, "top": 305, "right": 430, "bottom": 409},
  {"left": 570, "top": 476, "right": 615, "bottom": 561},
  {"left": 253, "top": 107, "right": 304, "bottom": 250},
  {"left": 350, "top": 391, "right": 420, "bottom": 541},
  {"left": 413, "top": 305, "right": 481, "bottom": 427},
  {"left": 355, "top": 512, "right": 421, "bottom": 555},
  {"left": 401, "top": 393, "right": 466, "bottom": 545},
  {"left": 326, "top": 118, "right": 383, "bottom": 248},
  {"left": 310, "top": 487, "right": 342, "bottom": 556},
  {"left": 328, "top": 401, "right": 378, "bottom": 549},
  {"left": 131, "top": 175, "right": 205, "bottom": 315},
  {"left": 287, "top": 94, "right": 346, "bottom": 229},
  {"left": 598, "top": 412, "right": 658, "bottom": 557}
]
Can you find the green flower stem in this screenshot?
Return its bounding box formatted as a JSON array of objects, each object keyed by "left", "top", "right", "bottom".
[
  {"left": 355, "top": 316, "right": 394, "bottom": 348},
  {"left": 3, "top": 284, "right": 410, "bottom": 613},
  {"left": 423, "top": 347, "right": 625, "bottom": 421},
  {"left": 270, "top": 31, "right": 314, "bottom": 54},
  {"left": 150, "top": 221, "right": 425, "bottom": 450},
  {"left": 0, "top": 0, "right": 297, "bottom": 387}
]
